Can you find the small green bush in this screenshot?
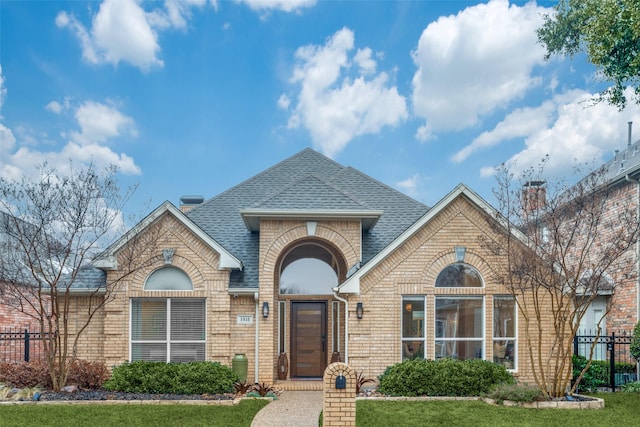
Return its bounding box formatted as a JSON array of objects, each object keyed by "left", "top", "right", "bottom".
[
  {"left": 103, "top": 361, "right": 239, "bottom": 394},
  {"left": 631, "top": 322, "right": 640, "bottom": 362},
  {"left": 487, "top": 383, "right": 542, "bottom": 404},
  {"left": 378, "top": 359, "right": 513, "bottom": 397},
  {"left": 572, "top": 355, "right": 605, "bottom": 392},
  {"left": 621, "top": 381, "right": 640, "bottom": 393}
]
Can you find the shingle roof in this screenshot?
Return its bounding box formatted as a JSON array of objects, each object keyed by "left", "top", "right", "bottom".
[
  {"left": 186, "top": 148, "right": 429, "bottom": 289},
  {"left": 600, "top": 138, "right": 640, "bottom": 184}
]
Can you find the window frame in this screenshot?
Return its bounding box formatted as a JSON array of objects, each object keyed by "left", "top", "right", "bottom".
[
  {"left": 434, "top": 263, "right": 484, "bottom": 288},
  {"left": 401, "top": 296, "right": 426, "bottom": 361},
  {"left": 493, "top": 296, "right": 517, "bottom": 370},
  {"left": 434, "top": 296, "right": 485, "bottom": 360},
  {"left": 130, "top": 298, "right": 206, "bottom": 362}
]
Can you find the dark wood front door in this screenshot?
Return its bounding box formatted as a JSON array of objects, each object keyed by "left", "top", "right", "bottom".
[{"left": 291, "top": 301, "right": 327, "bottom": 378}]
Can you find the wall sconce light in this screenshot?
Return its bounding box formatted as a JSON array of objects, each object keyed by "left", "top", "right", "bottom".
[
  {"left": 262, "top": 302, "right": 269, "bottom": 318},
  {"left": 356, "top": 302, "right": 363, "bottom": 320}
]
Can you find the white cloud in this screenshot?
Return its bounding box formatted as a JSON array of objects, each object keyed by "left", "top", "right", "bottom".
[
  {"left": 396, "top": 173, "right": 421, "bottom": 197},
  {"left": 354, "top": 48, "right": 376, "bottom": 75},
  {"left": 46, "top": 100, "right": 64, "bottom": 114},
  {"left": 70, "top": 101, "right": 137, "bottom": 145},
  {"left": 146, "top": 0, "right": 207, "bottom": 30},
  {"left": 56, "top": 0, "right": 209, "bottom": 71},
  {"left": 411, "top": 0, "right": 548, "bottom": 133},
  {"left": 1, "top": 97, "right": 141, "bottom": 181},
  {"left": 277, "top": 93, "right": 291, "bottom": 110},
  {"left": 479, "top": 88, "right": 640, "bottom": 179},
  {"left": 0, "top": 124, "right": 16, "bottom": 155},
  {"left": 236, "top": 0, "right": 316, "bottom": 13},
  {"left": 285, "top": 27, "right": 407, "bottom": 157},
  {"left": 453, "top": 101, "right": 557, "bottom": 163},
  {"left": 0, "top": 65, "right": 6, "bottom": 118}
]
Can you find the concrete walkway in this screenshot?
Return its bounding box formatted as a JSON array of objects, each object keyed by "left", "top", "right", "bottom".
[{"left": 251, "top": 391, "right": 323, "bottom": 427}]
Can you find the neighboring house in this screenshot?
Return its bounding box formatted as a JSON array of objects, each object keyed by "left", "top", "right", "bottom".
[
  {"left": 0, "top": 211, "right": 42, "bottom": 330},
  {"left": 43, "top": 149, "right": 558, "bottom": 386},
  {"left": 575, "top": 123, "right": 640, "bottom": 337}
]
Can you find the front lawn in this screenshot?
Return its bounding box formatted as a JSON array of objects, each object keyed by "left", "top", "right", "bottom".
[
  {"left": 356, "top": 393, "right": 640, "bottom": 427},
  {"left": 0, "top": 399, "right": 269, "bottom": 427}
]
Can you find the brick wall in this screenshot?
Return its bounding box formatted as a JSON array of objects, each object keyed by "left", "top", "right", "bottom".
[{"left": 347, "top": 195, "right": 561, "bottom": 385}]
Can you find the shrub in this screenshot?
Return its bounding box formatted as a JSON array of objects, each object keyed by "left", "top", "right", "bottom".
[
  {"left": 487, "top": 383, "right": 543, "bottom": 404},
  {"left": 378, "top": 359, "right": 513, "bottom": 397},
  {"left": 631, "top": 321, "right": 640, "bottom": 362},
  {"left": 252, "top": 383, "right": 276, "bottom": 397},
  {"left": 622, "top": 381, "right": 640, "bottom": 393},
  {"left": 68, "top": 360, "right": 110, "bottom": 389},
  {"left": 572, "top": 355, "right": 605, "bottom": 392},
  {"left": 103, "top": 361, "right": 239, "bottom": 394},
  {"left": 0, "top": 361, "right": 51, "bottom": 389},
  {"left": 0, "top": 359, "right": 108, "bottom": 390},
  {"left": 356, "top": 371, "right": 376, "bottom": 394}
]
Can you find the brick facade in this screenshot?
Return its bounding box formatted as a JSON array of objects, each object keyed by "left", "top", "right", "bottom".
[{"left": 62, "top": 189, "right": 562, "bottom": 387}]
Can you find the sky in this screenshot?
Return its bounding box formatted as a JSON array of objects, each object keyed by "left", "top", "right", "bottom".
[{"left": 2, "top": 0, "right": 640, "bottom": 226}]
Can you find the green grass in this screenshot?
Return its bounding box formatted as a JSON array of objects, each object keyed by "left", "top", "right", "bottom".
[
  {"left": 0, "top": 399, "right": 269, "bottom": 427},
  {"left": 2, "top": 393, "right": 640, "bottom": 427},
  {"left": 356, "top": 393, "right": 640, "bottom": 427}
]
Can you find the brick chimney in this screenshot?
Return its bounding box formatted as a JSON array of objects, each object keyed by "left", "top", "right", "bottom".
[
  {"left": 522, "top": 180, "right": 546, "bottom": 214},
  {"left": 179, "top": 195, "right": 204, "bottom": 213}
]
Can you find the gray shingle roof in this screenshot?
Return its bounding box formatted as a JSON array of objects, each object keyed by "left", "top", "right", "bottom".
[
  {"left": 186, "top": 148, "right": 429, "bottom": 289},
  {"left": 600, "top": 138, "right": 640, "bottom": 184}
]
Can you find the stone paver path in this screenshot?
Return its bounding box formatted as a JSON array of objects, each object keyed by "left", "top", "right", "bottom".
[{"left": 251, "top": 391, "right": 322, "bottom": 427}]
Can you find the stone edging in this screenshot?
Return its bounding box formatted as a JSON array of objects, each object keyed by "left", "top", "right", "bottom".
[
  {"left": 357, "top": 395, "right": 605, "bottom": 409},
  {"left": 0, "top": 396, "right": 275, "bottom": 406}
]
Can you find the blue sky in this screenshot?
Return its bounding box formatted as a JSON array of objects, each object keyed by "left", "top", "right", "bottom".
[{"left": 2, "top": 0, "right": 640, "bottom": 225}]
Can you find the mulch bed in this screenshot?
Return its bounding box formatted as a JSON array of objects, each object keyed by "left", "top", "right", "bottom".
[{"left": 39, "top": 390, "right": 235, "bottom": 401}]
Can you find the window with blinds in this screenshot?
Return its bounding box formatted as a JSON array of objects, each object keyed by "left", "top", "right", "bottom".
[{"left": 131, "top": 298, "right": 205, "bottom": 362}]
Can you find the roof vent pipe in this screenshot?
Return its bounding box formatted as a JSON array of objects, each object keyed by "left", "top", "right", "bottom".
[{"left": 629, "top": 121, "right": 633, "bottom": 146}]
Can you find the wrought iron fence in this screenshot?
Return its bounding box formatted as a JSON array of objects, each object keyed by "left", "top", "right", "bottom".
[
  {"left": 574, "top": 330, "right": 638, "bottom": 391},
  {"left": 0, "top": 327, "right": 48, "bottom": 363}
]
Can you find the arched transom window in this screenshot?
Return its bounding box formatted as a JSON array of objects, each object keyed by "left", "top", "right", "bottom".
[
  {"left": 144, "top": 266, "right": 193, "bottom": 291},
  {"left": 279, "top": 243, "right": 339, "bottom": 295},
  {"left": 435, "top": 263, "right": 483, "bottom": 288}
]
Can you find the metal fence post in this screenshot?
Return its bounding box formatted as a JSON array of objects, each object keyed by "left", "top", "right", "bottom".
[
  {"left": 24, "top": 329, "right": 30, "bottom": 362},
  {"left": 609, "top": 332, "right": 616, "bottom": 392}
]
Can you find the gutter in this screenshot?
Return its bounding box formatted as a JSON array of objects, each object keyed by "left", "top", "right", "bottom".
[{"left": 332, "top": 287, "right": 349, "bottom": 364}]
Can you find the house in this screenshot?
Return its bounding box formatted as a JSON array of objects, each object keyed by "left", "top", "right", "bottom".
[
  {"left": 575, "top": 123, "right": 640, "bottom": 337},
  {"left": 33, "top": 148, "right": 559, "bottom": 386}
]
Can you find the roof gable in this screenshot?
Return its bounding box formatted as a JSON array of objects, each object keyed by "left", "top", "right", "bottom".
[
  {"left": 185, "top": 148, "right": 429, "bottom": 289},
  {"left": 93, "top": 201, "right": 242, "bottom": 271},
  {"left": 338, "top": 183, "right": 527, "bottom": 293}
]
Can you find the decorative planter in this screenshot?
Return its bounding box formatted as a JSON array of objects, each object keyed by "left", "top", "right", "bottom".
[{"left": 232, "top": 353, "right": 248, "bottom": 382}]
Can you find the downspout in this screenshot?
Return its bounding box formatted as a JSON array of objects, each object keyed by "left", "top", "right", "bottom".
[
  {"left": 332, "top": 287, "right": 349, "bottom": 364},
  {"left": 626, "top": 174, "right": 640, "bottom": 324},
  {"left": 626, "top": 174, "right": 640, "bottom": 379},
  {"left": 254, "top": 291, "right": 259, "bottom": 383}
]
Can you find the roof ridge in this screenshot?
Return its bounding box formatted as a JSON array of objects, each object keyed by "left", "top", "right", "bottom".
[
  {"left": 251, "top": 173, "right": 372, "bottom": 210},
  {"left": 191, "top": 148, "right": 343, "bottom": 210},
  {"left": 332, "top": 166, "right": 430, "bottom": 210}
]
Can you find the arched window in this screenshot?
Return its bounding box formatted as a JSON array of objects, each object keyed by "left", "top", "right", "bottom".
[
  {"left": 279, "top": 243, "right": 339, "bottom": 295},
  {"left": 144, "top": 266, "right": 193, "bottom": 291},
  {"left": 435, "top": 263, "right": 483, "bottom": 288}
]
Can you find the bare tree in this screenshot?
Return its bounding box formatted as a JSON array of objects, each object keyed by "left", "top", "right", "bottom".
[
  {"left": 485, "top": 159, "right": 639, "bottom": 398},
  {"left": 0, "top": 162, "right": 159, "bottom": 390}
]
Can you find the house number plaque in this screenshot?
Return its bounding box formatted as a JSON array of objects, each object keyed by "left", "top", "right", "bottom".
[{"left": 236, "top": 315, "right": 253, "bottom": 325}]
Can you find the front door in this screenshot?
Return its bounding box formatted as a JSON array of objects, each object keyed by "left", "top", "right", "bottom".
[{"left": 290, "top": 301, "right": 327, "bottom": 378}]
